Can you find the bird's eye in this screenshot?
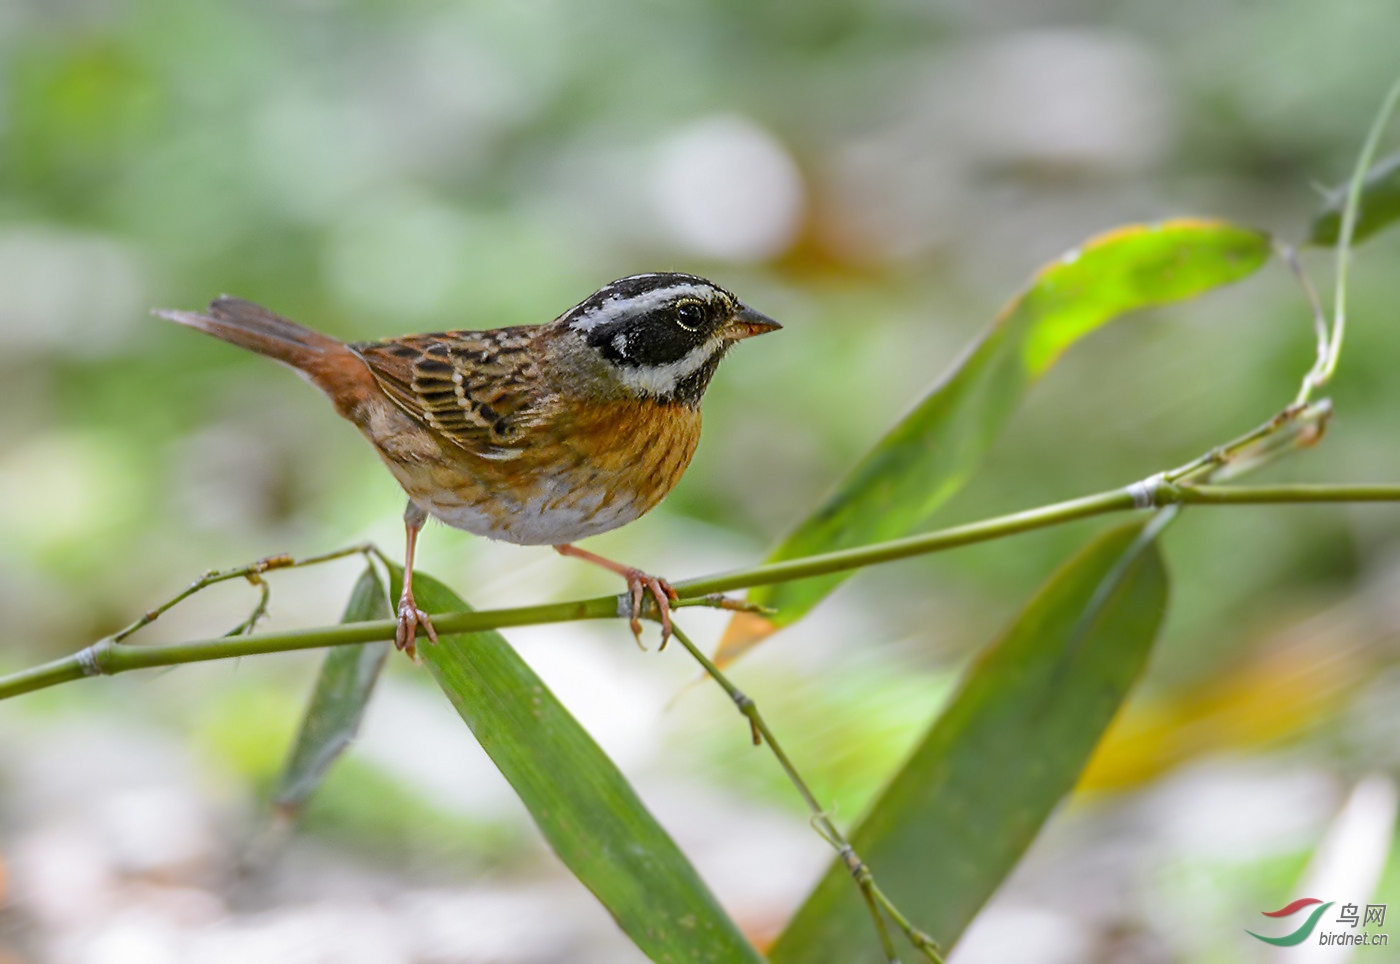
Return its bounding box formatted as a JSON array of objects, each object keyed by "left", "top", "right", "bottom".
[{"left": 674, "top": 303, "right": 704, "bottom": 331}]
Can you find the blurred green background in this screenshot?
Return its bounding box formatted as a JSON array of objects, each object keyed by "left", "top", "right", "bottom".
[{"left": 2, "top": 1, "right": 1400, "bottom": 961}]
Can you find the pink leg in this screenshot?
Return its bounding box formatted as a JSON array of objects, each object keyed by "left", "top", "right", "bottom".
[
  {"left": 396, "top": 502, "right": 439, "bottom": 659},
  {"left": 554, "top": 544, "right": 678, "bottom": 650}
]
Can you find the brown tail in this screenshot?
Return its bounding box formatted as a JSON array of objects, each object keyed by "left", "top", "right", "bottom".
[{"left": 154, "top": 297, "right": 376, "bottom": 419}]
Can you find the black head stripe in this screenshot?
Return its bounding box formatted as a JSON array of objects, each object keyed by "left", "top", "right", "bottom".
[
  {"left": 555, "top": 272, "right": 745, "bottom": 403},
  {"left": 568, "top": 274, "right": 736, "bottom": 368},
  {"left": 590, "top": 303, "right": 720, "bottom": 367},
  {"left": 566, "top": 272, "right": 720, "bottom": 317}
]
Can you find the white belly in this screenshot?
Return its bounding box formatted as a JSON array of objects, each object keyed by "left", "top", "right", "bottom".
[{"left": 421, "top": 482, "right": 649, "bottom": 546}]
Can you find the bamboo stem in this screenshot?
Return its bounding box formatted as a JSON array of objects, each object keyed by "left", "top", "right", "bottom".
[
  {"left": 3, "top": 480, "right": 1398, "bottom": 701},
  {"left": 668, "top": 623, "right": 942, "bottom": 963}
]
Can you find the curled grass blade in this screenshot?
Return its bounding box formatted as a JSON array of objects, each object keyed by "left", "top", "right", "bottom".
[
  {"left": 769, "top": 520, "right": 1170, "bottom": 962},
  {"left": 271, "top": 566, "right": 393, "bottom": 817},
  {"left": 391, "top": 565, "right": 763, "bottom": 964},
  {"left": 718, "top": 219, "right": 1264, "bottom": 666}
]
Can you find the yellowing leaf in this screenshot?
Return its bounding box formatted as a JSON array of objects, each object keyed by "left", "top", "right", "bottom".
[{"left": 718, "top": 220, "right": 1267, "bottom": 666}]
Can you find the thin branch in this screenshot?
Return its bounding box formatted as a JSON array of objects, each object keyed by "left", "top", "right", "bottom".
[
  {"left": 224, "top": 576, "right": 273, "bottom": 637},
  {"left": 1275, "top": 241, "right": 1330, "bottom": 406},
  {"left": 668, "top": 623, "right": 943, "bottom": 963},
  {"left": 1163, "top": 400, "right": 1331, "bottom": 484},
  {"left": 109, "top": 543, "right": 377, "bottom": 644},
  {"left": 4, "top": 481, "right": 1400, "bottom": 701}
]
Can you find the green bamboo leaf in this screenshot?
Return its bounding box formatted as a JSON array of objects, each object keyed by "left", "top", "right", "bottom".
[
  {"left": 716, "top": 219, "right": 1263, "bottom": 666},
  {"left": 1309, "top": 149, "right": 1400, "bottom": 246},
  {"left": 769, "top": 519, "right": 1169, "bottom": 962},
  {"left": 272, "top": 566, "right": 392, "bottom": 816},
  {"left": 390, "top": 566, "right": 763, "bottom": 964}
]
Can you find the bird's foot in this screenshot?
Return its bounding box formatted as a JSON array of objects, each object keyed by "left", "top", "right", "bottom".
[
  {"left": 620, "top": 568, "right": 679, "bottom": 651},
  {"left": 553, "top": 544, "right": 678, "bottom": 650},
  {"left": 395, "top": 588, "right": 438, "bottom": 660}
]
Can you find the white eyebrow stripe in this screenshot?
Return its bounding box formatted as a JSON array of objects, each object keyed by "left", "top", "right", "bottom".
[
  {"left": 568, "top": 284, "right": 714, "bottom": 332},
  {"left": 611, "top": 333, "right": 727, "bottom": 396}
]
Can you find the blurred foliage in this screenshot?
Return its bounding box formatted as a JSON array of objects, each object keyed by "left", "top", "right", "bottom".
[
  {"left": 272, "top": 567, "right": 391, "bottom": 816},
  {"left": 718, "top": 219, "right": 1268, "bottom": 663},
  {"left": 773, "top": 520, "right": 1168, "bottom": 961},
  {"left": 675, "top": 661, "right": 954, "bottom": 819},
  {"left": 299, "top": 755, "right": 523, "bottom": 870},
  {"left": 3, "top": 0, "right": 1400, "bottom": 960},
  {"left": 1311, "top": 148, "right": 1400, "bottom": 245},
  {"left": 403, "top": 566, "right": 764, "bottom": 962}
]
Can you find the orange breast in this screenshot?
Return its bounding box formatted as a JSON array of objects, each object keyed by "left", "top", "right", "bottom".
[
  {"left": 385, "top": 397, "right": 702, "bottom": 545},
  {"left": 553, "top": 398, "right": 702, "bottom": 515}
]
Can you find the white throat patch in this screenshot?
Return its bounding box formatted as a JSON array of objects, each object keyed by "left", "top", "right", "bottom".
[{"left": 611, "top": 333, "right": 727, "bottom": 397}]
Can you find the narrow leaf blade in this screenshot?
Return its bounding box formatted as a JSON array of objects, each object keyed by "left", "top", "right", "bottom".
[
  {"left": 272, "top": 566, "right": 392, "bottom": 815},
  {"left": 395, "top": 566, "right": 763, "bottom": 964},
  {"left": 770, "top": 520, "right": 1170, "bottom": 962},
  {"left": 1309, "top": 149, "right": 1400, "bottom": 246},
  {"left": 718, "top": 220, "right": 1263, "bottom": 665}
]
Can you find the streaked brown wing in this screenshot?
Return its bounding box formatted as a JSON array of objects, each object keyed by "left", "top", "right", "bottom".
[{"left": 352, "top": 327, "right": 550, "bottom": 459}]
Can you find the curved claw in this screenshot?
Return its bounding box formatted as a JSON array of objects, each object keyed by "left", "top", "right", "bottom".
[
  {"left": 552, "top": 544, "right": 678, "bottom": 651},
  {"left": 622, "top": 570, "right": 678, "bottom": 651},
  {"left": 625, "top": 578, "right": 648, "bottom": 651},
  {"left": 395, "top": 590, "right": 438, "bottom": 660}
]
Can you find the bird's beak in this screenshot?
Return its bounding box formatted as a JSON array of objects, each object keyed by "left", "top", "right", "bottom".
[{"left": 724, "top": 304, "right": 783, "bottom": 340}]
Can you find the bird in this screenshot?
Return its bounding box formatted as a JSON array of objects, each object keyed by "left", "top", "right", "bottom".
[{"left": 155, "top": 273, "right": 780, "bottom": 656}]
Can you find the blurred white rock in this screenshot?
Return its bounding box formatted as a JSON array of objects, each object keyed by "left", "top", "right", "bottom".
[
  {"left": 188, "top": 902, "right": 408, "bottom": 964},
  {"left": 355, "top": 677, "right": 520, "bottom": 821},
  {"left": 73, "top": 911, "right": 183, "bottom": 964},
  {"left": 651, "top": 116, "right": 805, "bottom": 263},
  {"left": 11, "top": 825, "right": 116, "bottom": 931},
  {"left": 950, "top": 905, "right": 1094, "bottom": 964},
  {"left": 1146, "top": 756, "right": 1340, "bottom": 861},
  {"left": 1282, "top": 774, "right": 1398, "bottom": 964},
  {"left": 95, "top": 786, "right": 214, "bottom": 878},
  {"left": 396, "top": 887, "right": 574, "bottom": 963}
]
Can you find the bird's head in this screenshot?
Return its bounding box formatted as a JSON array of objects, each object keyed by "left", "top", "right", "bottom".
[{"left": 549, "top": 272, "right": 780, "bottom": 405}]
